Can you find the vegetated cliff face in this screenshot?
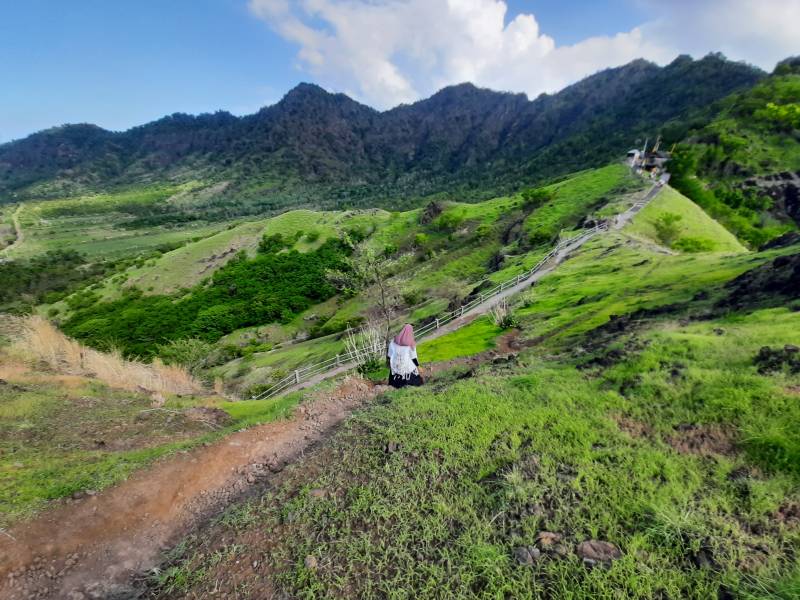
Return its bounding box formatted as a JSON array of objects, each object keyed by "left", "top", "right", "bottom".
[{"left": 0, "top": 54, "right": 765, "bottom": 205}]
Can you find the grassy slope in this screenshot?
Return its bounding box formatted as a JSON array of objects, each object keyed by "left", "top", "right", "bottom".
[
  {"left": 625, "top": 186, "right": 746, "bottom": 253},
  {"left": 149, "top": 206, "right": 800, "bottom": 599},
  {"left": 7, "top": 186, "right": 230, "bottom": 261},
  {"left": 214, "top": 165, "right": 639, "bottom": 391}
]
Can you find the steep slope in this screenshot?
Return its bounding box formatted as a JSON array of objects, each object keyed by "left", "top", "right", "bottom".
[{"left": 0, "top": 54, "right": 764, "bottom": 212}]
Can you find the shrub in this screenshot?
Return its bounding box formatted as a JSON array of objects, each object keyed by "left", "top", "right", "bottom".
[
  {"left": 433, "top": 210, "right": 465, "bottom": 232},
  {"left": 653, "top": 213, "right": 683, "bottom": 246},
  {"left": 156, "top": 338, "right": 213, "bottom": 373},
  {"left": 520, "top": 188, "right": 553, "bottom": 210},
  {"left": 489, "top": 300, "right": 519, "bottom": 329},
  {"left": 402, "top": 289, "right": 424, "bottom": 307},
  {"left": 673, "top": 237, "right": 715, "bottom": 253},
  {"left": 474, "top": 223, "right": 494, "bottom": 240}
]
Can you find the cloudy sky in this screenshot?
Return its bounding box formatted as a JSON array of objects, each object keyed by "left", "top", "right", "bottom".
[{"left": 2, "top": 0, "right": 799, "bottom": 143}]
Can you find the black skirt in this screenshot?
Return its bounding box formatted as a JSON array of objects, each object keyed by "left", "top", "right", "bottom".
[{"left": 388, "top": 372, "right": 423, "bottom": 388}]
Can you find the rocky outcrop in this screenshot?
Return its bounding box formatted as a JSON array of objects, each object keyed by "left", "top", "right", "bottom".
[
  {"left": 717, "top": 252, "right": 800, "bottom": 309},
  {"left": 740, "top": 171, "right": 800, "bottom": 226}
]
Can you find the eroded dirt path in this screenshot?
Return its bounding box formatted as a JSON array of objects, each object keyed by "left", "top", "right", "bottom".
[
  {"left": 0, "top": 378, "right": 383, "bottom": 600},
  {"left": 0, "top": 204, "right": 24, "bottom": 257}
]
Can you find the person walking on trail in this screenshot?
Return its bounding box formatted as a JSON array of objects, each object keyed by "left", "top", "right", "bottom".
[{"left": 387, "top": 324, "right": 423, "bottom": 388}]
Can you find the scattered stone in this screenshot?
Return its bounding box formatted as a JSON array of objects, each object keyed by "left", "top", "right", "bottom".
[
  {"left": 309, "top": 488, "right": 327, "bottom": 499},
  {"left": 690, "top": 547, "right": 715, "bottom": 569},
  {"left": 551, "top": 543, "right": 570, "bottom": 558},
  {"left": 755, "top": 345, "right": 800, "bottom": 374},
  {"left": 183, "top": 406, "right": 233, "bottom": 427},
  {"left": 384, "top": 441, "right": 402, "bottom": 454},
  {"left": 304, "top": 555, "right": 318, "bottom": 570},
  {"left": 535, "top": 531, "right": 562, "bottom": 548},
  {"left": 514, "top": 546, "right": 534, "bottom": 566},
  {"left": 576, "top": 540, "right": 622, "bottom": 564}
]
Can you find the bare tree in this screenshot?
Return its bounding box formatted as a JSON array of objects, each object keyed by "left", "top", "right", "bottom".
[{"left": 326, "top": 246, "right": 397, "bottom": 343}]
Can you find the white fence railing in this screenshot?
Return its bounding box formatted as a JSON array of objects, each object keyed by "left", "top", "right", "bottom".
[{"left": 249, "top": 222, "right": 608, "bottom": 401}]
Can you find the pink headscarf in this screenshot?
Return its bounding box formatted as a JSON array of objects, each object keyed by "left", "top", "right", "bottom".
[{"left": 394, "top": 324, "right": 416, "bottom": 347}]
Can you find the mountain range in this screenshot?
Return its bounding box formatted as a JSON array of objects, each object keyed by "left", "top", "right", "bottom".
[{"left": 0, "top": 54, "right": 765, "bottom": 211}]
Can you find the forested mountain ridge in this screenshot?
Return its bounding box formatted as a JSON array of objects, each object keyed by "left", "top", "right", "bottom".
[{"left": 0, "top": 54, "right": 764, "bottom": 210}]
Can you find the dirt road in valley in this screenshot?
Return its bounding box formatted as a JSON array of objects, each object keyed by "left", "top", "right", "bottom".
[{"left": 0, "top": 378, "right": 382, "bottom": 600}]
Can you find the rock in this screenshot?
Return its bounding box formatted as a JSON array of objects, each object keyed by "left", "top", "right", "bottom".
[
  {"left": 576, "top": 540, "right": 622, "bottom": 563},
  {"left": 551, "top": 543, "right": 570, "bottom": 558},
  {"left": 690, "top": 547, "right": 715, "bottom": 569},
  {"left": 514, "top": 547, "right": 533, "bottom": 566},
  {"left": 785, "top": 344, "right": 799, "bottom": 354},
  {"left": 309, "top": 488, "right": 327, "bottom": 499},
  {"left": 535, "top": 531, "right": 562, "bottom": 548},
  {"left": 304, "top": 555, "right": 318, "bottom": 570},
  {"left": 384, "top": 441, "right": 402, "bottom": 454}
]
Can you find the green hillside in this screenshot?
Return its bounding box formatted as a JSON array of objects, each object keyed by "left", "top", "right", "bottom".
[
  {"left": 145, "top": 187, "right": 800, "bottom": 600},
  {"left": 624, "top": 186, "right": 746, "bottom": 253},
  {"left": 668, "top": 63, "right": 800, "bottom": 247},
  {"left": 49, "top": 164, "right": 641, "bottom": 390}
]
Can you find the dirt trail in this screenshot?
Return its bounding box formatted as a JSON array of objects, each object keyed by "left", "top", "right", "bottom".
[
  {"left": 0, "top": 378, "right": 383, "bottom": 600},
  {"left": 1, "top": 205, "right": 24, "bottom": 257}
]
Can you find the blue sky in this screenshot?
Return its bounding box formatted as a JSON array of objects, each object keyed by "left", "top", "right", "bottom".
[{"left": 1, "top": 0, "right": 797, "bottom": 143}]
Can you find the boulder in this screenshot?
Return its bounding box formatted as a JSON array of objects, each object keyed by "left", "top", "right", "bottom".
[{"left": 576, "top": 540, "right": 622, "bottom": 564}]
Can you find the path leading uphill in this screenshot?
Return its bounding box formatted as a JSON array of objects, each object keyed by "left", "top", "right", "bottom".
[
  {"left": 0, "top": 205, "right": 24, "bottom": 257},
  {"left": 267, "top": 182, "right": 664, "bottom": 398}
]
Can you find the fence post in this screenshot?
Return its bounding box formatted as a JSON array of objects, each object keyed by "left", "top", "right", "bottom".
[
  {"left": 294, "top": 370, "right": 300, "bottom": 384},
  {"left": 435, "top": 318, "right": 440, "bottom": 329},
  {"left": 460, "top": 306, "right": 464, "bottom": 317},
  {"left": 516, "top": 274, "right": 521, "bottom": 284},
  {"left": 335, "top": 354, "right": 340, "bottom": 367}
]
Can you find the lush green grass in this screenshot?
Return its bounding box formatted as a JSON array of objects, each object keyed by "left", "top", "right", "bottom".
[
  {"left": 523, "top": 163, "right": 642, "bottom": 238},
  {"left": 513, "top": 231, "right": 786, "bottom": 346},
  {"left": 417, "top": 316, "right": 503, "bottom": 363},
  {"left": 625, "top": 186, "right": 747, "bottom": 253},
  {"left": 150, "top": 304, "right": 800, "bottom": 599},
  {"left": 144, "top": 191, "right": 799, "bottom": 598}
]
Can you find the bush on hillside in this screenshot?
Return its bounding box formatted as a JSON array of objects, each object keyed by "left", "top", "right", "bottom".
[
  {"left": 673, "top": 237, "right": 715, "bottom": 253},
  {"left": 653, "top": 213, "right": 683, "bottom": 246}
]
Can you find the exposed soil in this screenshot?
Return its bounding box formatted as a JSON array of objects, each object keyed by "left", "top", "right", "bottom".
[
  {"left": 614, "top": 415, "right": 654, "bottom": 439},
  {"left": 0, "top": 377, "right": 384, "bottom": 600},
  {"left": 775, "top": 502, "right": 800, "bottom": 527},
  {"left": 665, "top": 423, "right": 736, "bottom": 457}
]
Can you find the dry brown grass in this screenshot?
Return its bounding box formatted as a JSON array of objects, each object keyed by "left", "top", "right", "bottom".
[{"left": 4, "top": 315, "right": 203, "bottom": 396}]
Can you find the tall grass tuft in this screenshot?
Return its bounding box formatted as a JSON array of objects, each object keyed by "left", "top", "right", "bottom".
[{"left": 6, "top": 315, "right": 202, "bottom": 396}]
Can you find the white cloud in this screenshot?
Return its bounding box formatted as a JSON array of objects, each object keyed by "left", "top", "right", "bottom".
[{"left": 248, "top": 0, "right": 800, "bottom": 108}]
